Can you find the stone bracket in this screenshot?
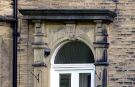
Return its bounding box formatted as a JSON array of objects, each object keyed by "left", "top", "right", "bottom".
[
  {"left": 32, "top": 61, "right": 47, "bottom": 67},
  {"left": 93, "top": 44, "right": 109, "bottom": 48},
  {"left": 95, "top": 62, "right": 109, "bottom": 66}
]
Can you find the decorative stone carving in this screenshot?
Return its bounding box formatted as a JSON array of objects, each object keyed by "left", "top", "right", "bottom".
[
  {"left": 18, "top": 9, "right": 117, "bottom": 87},
  {"left": 47, "top": 23, "right": 95, "bottom": 49},
  {"left": 66, "top": 23, "right": 76, "bottom": 40}
]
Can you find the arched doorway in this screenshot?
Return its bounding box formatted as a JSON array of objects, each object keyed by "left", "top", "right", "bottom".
[{"left": 51, "top": 41, "right": 95, "bottom": 87}]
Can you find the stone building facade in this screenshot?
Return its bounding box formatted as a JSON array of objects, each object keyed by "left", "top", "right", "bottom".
[
  {"left": 0, "top": 0, "right": 135, "bottom": 87},
  {"left": 0, "top": 0, "right": 13, "bottom": 87}
]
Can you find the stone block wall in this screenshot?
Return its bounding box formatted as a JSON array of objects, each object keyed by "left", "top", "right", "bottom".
[
  {"left": 0, "top": 0, "right": 12, "bottom": 16},
  {"left": 18, "top": 0, "right": 135, "bottom": 87},
  {"left": 17, "top": 20, "right": 34, "bottom": 87},
  {"left": 0, "top": 22, "right": 13, "bottom": 87},
  {"left": 0, "top": 0, "right": 13, "bottom": 87}
]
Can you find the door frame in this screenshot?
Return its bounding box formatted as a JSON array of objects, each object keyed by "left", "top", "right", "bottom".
[
  {"left": 50, "top": 64, "right": 95, "bottom": 87},
  {"left": 50, "top": 41, "right": 95, "bottom": 87}
]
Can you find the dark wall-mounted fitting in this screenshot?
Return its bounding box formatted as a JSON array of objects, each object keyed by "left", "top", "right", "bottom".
[{"left": 44, "top": 48, "right": 51, "bottom": 57}]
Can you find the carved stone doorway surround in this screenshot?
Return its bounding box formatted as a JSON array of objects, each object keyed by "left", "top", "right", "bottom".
[{"left": 19, "top": 9, "right": 116, "bottom": 87}]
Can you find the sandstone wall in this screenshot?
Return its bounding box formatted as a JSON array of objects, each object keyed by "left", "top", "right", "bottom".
[
  {"left": 19, "top": 0, "right": 115, "bottom": 10},
  {"left": 0, "top": 0, "right": 12, "bottom": 16},
  {"left": 0, "top": 0, "right": 13, "bottom": 87},
  {"left": 0, "top": 22, "right": 13, "bottom": 87},
  {"left": 18, "top": 0, "right": 135, "bottom": 87},
  {"left": 17, "top": 20, "right": 34, "bottom": 87}
]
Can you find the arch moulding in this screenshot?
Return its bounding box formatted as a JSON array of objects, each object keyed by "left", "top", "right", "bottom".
[{"left": 51, "top": 37, "right": 95, "bottom": 65}]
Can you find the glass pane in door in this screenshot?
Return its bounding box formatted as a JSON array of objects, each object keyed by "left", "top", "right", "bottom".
[
  {"left": 59, "top": 74, "right": 71, "bottom": 87},
  {"left": 79, "top": 73, "right": 91, "bottom": 87}
]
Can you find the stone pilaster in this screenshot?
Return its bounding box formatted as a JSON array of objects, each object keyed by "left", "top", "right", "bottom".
[
  {"left": 32, "top": 20, "right": 46, "bottom": 87},
  {"left": 94, "top": 20, "right": 109, "bottom": 87}
]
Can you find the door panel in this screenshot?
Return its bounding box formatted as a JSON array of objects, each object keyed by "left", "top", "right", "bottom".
[
  {"left": 51, "top": 68, "right": 95, "bottom": 87},
  {"left": 79, "top": 73, "right": 91, "bottom": 87},
  {"left": 59, "top": 74, "right": 71, "bottom": 87},
  {"left": 57, "top": 70, "right": 93, "bottom": 87}
]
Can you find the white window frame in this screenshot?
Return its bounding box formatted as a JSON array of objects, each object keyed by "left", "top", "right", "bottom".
[
  {"left": 50, "top": 64, "right": 95, "bottom": 87},
  {"left": 50, "top": 41, "right": 95, "bottom": 87}
]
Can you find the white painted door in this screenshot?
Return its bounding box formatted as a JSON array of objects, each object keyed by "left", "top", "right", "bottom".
[{"left": 51, "top": 69, "right": 95, "bottom": 87}]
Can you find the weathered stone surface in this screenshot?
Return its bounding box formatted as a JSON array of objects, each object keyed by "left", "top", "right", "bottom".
[
  {"left": 0, "top": 22, "right": 12, "bottom": 87},
  {"left": 17, "top": 0, "right": 135, "bottom": 86},
  {"left": 0, "top": 0, "right": 135, "bottom": 87},
  {"left": 0, "top": 0, "right": 12, "bottom": 16},
  {"left": 18, "top": 0, "right": 116, "bottom": 10},
  {"left": 17, "top": 20, "right": 34, "bottom": 87}
]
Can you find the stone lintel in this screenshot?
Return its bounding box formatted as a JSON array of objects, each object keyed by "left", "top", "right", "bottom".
[{"left": 19, "top": 9, "right": 117, "bottom": 22}]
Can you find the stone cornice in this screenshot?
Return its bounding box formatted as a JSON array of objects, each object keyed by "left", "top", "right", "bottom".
[
  {"left": 19, "top": 9, "right": 117, "bottom": 22},
  {"left": 0, "top": 16, "right": 15, "bottom": 22}
]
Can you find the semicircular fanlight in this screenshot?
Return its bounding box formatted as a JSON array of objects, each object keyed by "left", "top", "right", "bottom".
[{"left": 54, "top": 41, "right": 94, "bottom": 64}]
